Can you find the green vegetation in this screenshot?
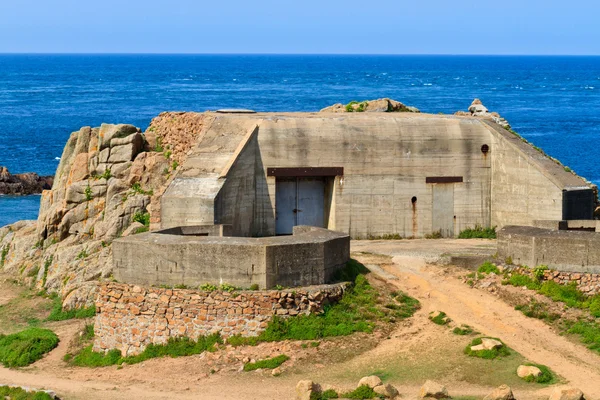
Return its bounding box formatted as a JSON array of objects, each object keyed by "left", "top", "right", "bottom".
[
  {"left": 41, "top": 256, "right": 52, "bottom": 287},
  {"left": 521, "top": 363, "right": 555, "bottom": 384},
  {"left": 0, "top": 386, "right": 54, "bottom": 400},
  {"left": 46, "top": 294, "right": 95, "bottom": 321},
  {"left": 477, "top": 262, "right": 500, "bottom": 275},
  {"left": 429, "top": 311, "right": 451, "bottom": 325},
  {"left": 367, "top": 234, "right": 402, "bottom": 240},
  {"left": 164, "top": 150, "right": 172, "bottom": 159},
  {"left": 464, "top": 337, "right": 510, "bottom": 359},
  {"left": 134, "top": 226, "right": 149, "bottom": 234},
  {"left": 566, "top": 320, "right": 600, "bottom": 353},
  {"left": 132, "top": 211, "right": 150, "bottom": 227},
  {"left": 453, "top": 325, "right": 475, "bottom": 335},
  {"left": 84, "top": 184, "right": 93, "bottom": 201},
  {"left": 71, "top": 333, "right": 222, "bottom": 367},
  {"left": 564, "top": 166, "right": 572, "bottom": 173},
  {"left": 314, "top": 389, "right": 340, "bottom": 400},
  {"left": 1, "top": 245, "right": 9, "bottom": 266},
  {"left": 130, "top": 182, "right": 153, "bottom": 196},
  {"left": 76, "top": 248, "right": 88, "bottom": 260},
  {"left": 343, "top": 385, "right": 378, "bottom": 399},
  {"left": 243, "top": 354, "right": 289, "bottom": 371},
  {"left": 249, "top": 283, "right": 259, "bottom": 291},
  {"left": 172, "top": 160, "right": 179, "bottom": 170},
  {"left": 0, "top": 328, "right": 59, "bottom": 368},
  {"left": 505, "top": 256, "right": 513, "bottom": 265},
  {"left": 154, "top": 137, "right": 164, "bottom": 152},
  {"left": 228, "top": 260, "right": 418, "bottom": 346},
  {"left": 458, "top": 225, "right": 497, "bottom": 239},
  {"left": 505, "top": 271, "right": 600, "bottom": 317},
  {"left": 345, "top": 101, "right": 368, "bottom": 112},
  {"left": 424, "top": 230, "right": 443, "bottom": 239},
  {"left": 514, "top": 300, "right": 560, "bottom": 322}
]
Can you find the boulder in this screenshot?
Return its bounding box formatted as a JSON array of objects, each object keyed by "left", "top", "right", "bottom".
[
  {"left": 358, "top": 375, "right": 383, "bottom": 389},
  {"left": 319, "top": 98, "right": 420, "bottom": 113},
  {"left": 419, "top": 380, "right": 450, "bottom": 399},
  {"left": 484, "top": 385, "right": 515, "bottom": 400},
  {"left": 122, "top": 222, "right": 145, "bottom": 237},
  {"left": 471, "top": 338, "right": 503, "bottom": 352},
  {"left": 548, "top": 387, "right": 585, "bottom": 400},
  {"left": 516, "top": 365, "right": 542, "bottom": 379},
  {"left": 374, "top": 383, "right": 400, "bottom": 399},
  {"left": 296, "top": 380, "right": 321, "bottom": 400}
]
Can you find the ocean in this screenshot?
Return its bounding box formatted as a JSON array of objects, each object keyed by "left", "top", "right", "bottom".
[{"left": 1, "top": 54, "right": 599, "bottom": 227}]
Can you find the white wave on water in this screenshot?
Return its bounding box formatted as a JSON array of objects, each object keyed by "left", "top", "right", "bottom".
[
  {"left": 424, "top": 83, "right": 433, "bottom": 86},
  {"left": 55, "top": 157, "right": 60, "bottom": 160},
  {"left": 585, "top": 86, "right": 595, "bottom": 90}
]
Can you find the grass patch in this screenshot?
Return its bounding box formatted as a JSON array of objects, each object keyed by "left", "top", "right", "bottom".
[
  {"left": 566, "top": 320, "right": 600, "bottom": 353},
  {"left": 315, "top": 389, "right": 340, "bottom": 399},
  {"left": 342, "top": 385, "right": 378, "bottom": 399},
  {"left": 46, "top": 294, "right": 96, "bottom": 321},
  {"left": 0, "top": 386, "right": 54, "bottom": 400},
  {"left": 464, "top": 337, "right": 510, "bottom": 359},
  {"left": 515, "top": 300, "right": 560, "bottom": 322},
  {"left": 71, "top": 333, "right": 222, "bottom": 367},
  {"left": 458, "top": 225, "right": 497, "bottom": 239},
  {"left": 132, "top": 211, "right": 150, "bottom": 227},
  {"left": 503, "top": 273, "right": 542, "bottom": 290},
  {"left": 477, "top": 262, "right": 500, "bottom": 275},
  {"left": 424, "top": 230, "right": 442, "bottom": 239},
  {"left": 227, "top": 260, "right": 419, "bottom": 346},
  {"left": 0, "top": 328, "right": 59, "bottom": 368},
  {"left": 429, "top": 311, "right": 451, "bottom": 325},
  {"left": 521, "top": 363, "right": 556, "bottom": 384},
  {"left": 243, "top": 354, "right": 289, "bottom": 371},
  {"left": 453, "top": 325, "right": 475, "bottom": 335}
]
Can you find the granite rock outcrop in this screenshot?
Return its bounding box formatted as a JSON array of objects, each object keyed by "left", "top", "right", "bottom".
[
  {"left": 320, "top": 98, "right": 420, "bottom": 113},
  {"left": 0, "top": 114, "right": 209, "bottom": 310}
]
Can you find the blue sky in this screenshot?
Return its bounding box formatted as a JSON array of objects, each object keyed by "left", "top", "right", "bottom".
[{"left": 1, "top": 0, "right": 598, "bottom": 54}]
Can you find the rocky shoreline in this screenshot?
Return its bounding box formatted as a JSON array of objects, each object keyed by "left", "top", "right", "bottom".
[{"left": 0, "top": 167, "right": 53, "bottom": 195}]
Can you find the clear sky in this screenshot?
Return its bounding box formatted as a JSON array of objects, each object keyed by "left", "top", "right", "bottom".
[{"left": 1, "top": 0, "right": 599, "bottom": 54}]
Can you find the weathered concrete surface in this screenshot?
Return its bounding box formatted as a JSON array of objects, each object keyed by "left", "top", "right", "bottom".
[
  {"left": 498, "top": 225, "right": 600, "bottom": 273},
  {"left": 161, "top": 112, "right": 595, "bottom": 239},
  {"left": 113, "top": 226, "right": 349, "bottom": 289},
  {"left": 94, "top": 281, "right": 348, "bottom": 355}
]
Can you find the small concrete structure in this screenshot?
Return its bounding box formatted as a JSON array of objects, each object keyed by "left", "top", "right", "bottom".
[
  {"left": 498, "top": 225, "right": 600, "bottom": 273},
  {"left": 113, "top": 225, "right": 349, "bottom": 289}
]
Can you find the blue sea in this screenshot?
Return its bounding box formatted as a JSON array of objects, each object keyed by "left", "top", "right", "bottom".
[{"left": 1, "top": 55, "right": 599, "bottom": 227}]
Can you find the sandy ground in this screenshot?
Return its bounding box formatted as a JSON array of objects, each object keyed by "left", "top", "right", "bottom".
[{"left": 1, "top": 239, "right": 599, "bottom": 400}]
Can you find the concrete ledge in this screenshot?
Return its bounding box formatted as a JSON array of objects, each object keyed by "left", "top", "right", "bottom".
[
  {"left": 113, "top": 226, "right": 350, "bottom": 289},
  {"left": 498, "top": 225, "right": 600, "bottom": 273}
]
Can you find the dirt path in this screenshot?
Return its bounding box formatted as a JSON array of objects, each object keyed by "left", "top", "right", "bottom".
[
  {"left": 2, "top": 239, "right": 599, "bottom": 399},
  {"left": 352, "top": 239, "right": 600, "bottom": 398}
]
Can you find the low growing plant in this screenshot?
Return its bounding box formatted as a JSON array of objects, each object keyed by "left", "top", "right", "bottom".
[
  {"left": 429, "top": 311, "right": 451, "bottom": 325},
  {"left": 343, "top": 385, "right": 378, "bottom": 399},
  {"left": 71, "top": 333, "right": 222, "bottom": 367},
  {"left": 0, "top": 386, "right": 54, "bottom": 400},
  {"left": 0, "top": 328, "right": 59, "bottom": 368},
  {"left": 243, "top": 354, "right": 289, "bottom": 371},
  {"left": 477, "top": 262, "right": 500, "bottom": 275},
  {"left": 46, "top": 294, "right": 96, "bottom": 321},
  {"left": 458, "top": 225, "right": 497, "bottom": 239},
  {"left": 453, "top": 324, "right": 475, "bottom": 335}
]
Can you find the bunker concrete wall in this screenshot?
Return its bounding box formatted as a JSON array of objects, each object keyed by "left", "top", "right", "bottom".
[
  {"left": 112, "top": 226, "right": 349, "bottom": 289},
  {"left": 94, "top": 282, "right": 348, "bottom": 356},
  {"left": 498, "top": 225, "right": 600, "bottom": 273},
  {"left": 256, "top": 116, "right": 493, "bottom": 238}
]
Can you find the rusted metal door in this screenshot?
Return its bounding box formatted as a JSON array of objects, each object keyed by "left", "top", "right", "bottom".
[{"left": 432, "top": 184, "right": 455, "bottom": 237}]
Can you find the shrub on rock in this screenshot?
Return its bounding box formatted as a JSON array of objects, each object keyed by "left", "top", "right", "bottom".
[{"left": 464, "top": 337, "right": 510, "bottom": 359}]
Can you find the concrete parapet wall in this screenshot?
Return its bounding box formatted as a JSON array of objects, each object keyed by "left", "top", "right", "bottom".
[
  {"left": 93, "top": 281, "right": 348, "bottom": 356},
  {"left": 498, "top": 225, "right": 600, "bottom": 273},
  {"left": 112, "top": 226, "right": 349, "bottom": 289}
]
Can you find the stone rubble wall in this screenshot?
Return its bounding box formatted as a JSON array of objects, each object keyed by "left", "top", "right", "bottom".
[
  {"left": 508, "top": 266, "right": 600, "bottom": 296},
  {"left": 93, "top": 282, "right": 349, "bottom": 356}
]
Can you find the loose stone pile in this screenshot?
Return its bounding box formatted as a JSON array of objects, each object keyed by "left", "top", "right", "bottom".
[
  {"left": 509, "top": 266, "right": 600, "bottom": 296},
  {"left": 94, "top": 282, "right": 348, "bottom": 356}
]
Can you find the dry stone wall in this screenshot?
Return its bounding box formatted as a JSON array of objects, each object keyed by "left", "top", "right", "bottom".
[
  {"left": 508, "top": 266, "right": 600, "bottom": 296},
  {"left": 94, "top": 282, "right": 348, "bottom": 356}
]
